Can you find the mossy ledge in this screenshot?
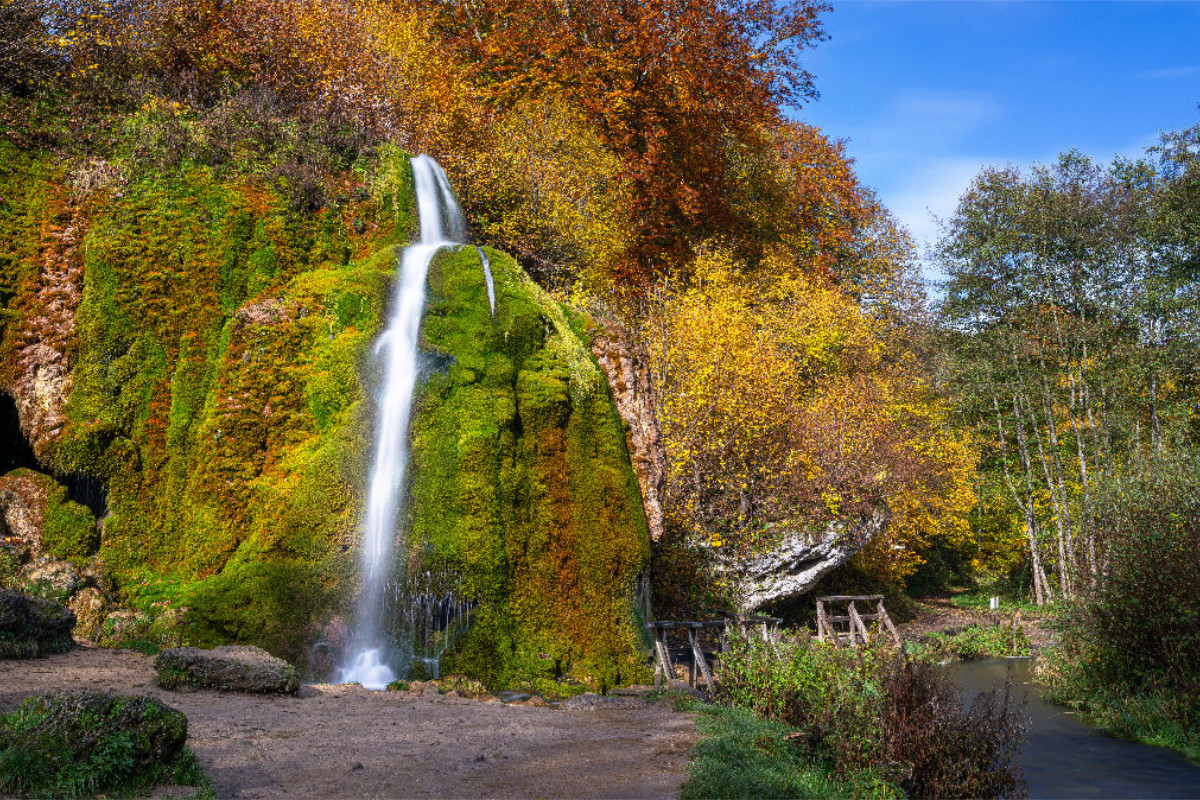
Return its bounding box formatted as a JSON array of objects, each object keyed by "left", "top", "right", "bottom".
[
  {"left": 407, "top": 245, "right": 651, "bottom": 692},
  {"left": 0, "top": 137, "right": 417, "bottom": 665}
]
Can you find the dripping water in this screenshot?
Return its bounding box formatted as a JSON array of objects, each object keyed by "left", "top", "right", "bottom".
[{"left": 477, "top": 247, "right": 495, "bottom": 317}]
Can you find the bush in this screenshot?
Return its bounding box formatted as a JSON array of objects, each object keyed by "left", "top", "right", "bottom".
[
  {"left": 680, "top": 702, "right": 891, "bottom": 800},
  {"left": 878, "top": 659, "right": 1027, "bottom": 799},
  {"left": 912, "top": 622, "right": 1033, "bottom": 661},
  {"left": 714, "top": 632, "right": 1029, "bottom": 798}
]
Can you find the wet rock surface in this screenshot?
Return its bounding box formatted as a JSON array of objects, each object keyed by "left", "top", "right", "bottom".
[
  {"left": 155, "top": 645, "right": 301, "bottom": 695},
  {"left": 1, "top": 645, "right": 699, "bottom": 799},
  {"left": 0, "top": 588, "right": 75, "bottom": 658}
]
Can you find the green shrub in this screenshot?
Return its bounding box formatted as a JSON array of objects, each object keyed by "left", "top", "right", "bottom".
[
  {"left": 680, "top": 702, "right": 891, "bottom": 800},
  {"left": 713, "top": 631, "right": 1029, "bottom": 798},
  {"left": 912, "top": 622, "right": 1033, "bottom": 661}
]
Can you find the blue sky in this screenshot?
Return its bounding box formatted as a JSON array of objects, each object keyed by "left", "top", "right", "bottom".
[{"left": 796, "top": 1, "right": 1200, "bottom": 281}]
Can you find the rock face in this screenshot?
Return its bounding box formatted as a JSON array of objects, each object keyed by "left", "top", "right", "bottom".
[
  {"left": 155, "top": 645, "right": 301, "bottom": 694},
  {"left": 590, "top": 323, "right": 667, "bottom": 544},
  {"left": 405, "top": 246, "right": 651, "bottom": 690},
  {"left": 4, "top": 207, "right": 85, "bottom": 462},
  {"left": 714, "top": 507, "right": 891, "bottom": 612},
  {"left": 0, "top": 690, "right": 188, "bottom": 797},
  {"left": 0, "top": 588, "right": 76, "bottom": 657}
]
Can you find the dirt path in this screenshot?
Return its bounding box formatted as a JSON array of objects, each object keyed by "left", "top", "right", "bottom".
[{"left": 0, "top": 645, "right": 699, "bottom": 799}]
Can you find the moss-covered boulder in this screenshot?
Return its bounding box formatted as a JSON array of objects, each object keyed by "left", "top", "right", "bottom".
[
  {"left": 404, "top": 246, "right": 651, "bottom": 691},
  {"left": 0, "top": 690, "right": 200, "bottom": 798},
  {"left": 0, "top": 469, "right": 98, "bottom": 566},
  {"left": 155, "top": 644, "right": 300, "bottom": 694},
  {"left": 0, "top": 589, "right": 75, "bottom": 658}
]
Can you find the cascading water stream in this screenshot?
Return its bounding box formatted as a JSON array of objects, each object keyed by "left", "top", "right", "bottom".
[
  {"left": 340, "top": 155, "right": 466, "bottom": 689},
  {"left": 477, "top": 247, "right": 495, "bottom": 317}
]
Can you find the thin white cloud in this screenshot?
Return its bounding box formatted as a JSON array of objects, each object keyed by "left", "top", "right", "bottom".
[
  {"left": 860, "top": 89, "right": 1001, "bottom": 152},
  {"left": 1139, "top": 65, "right": 1200, "bottom": 80}
]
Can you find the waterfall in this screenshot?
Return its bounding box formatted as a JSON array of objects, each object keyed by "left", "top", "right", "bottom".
[{"left": 339, "top": 155, "right": 466, "bottom": 689}]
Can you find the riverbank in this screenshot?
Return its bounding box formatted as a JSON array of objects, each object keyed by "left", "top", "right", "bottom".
[
  {"left": 951, "top": 658, "right": 1200, "bottom": 798},
  {"left": 0, "top": 644, "right": 698, "bottom": 798}
]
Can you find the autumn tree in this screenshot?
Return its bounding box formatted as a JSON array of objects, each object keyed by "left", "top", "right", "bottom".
[
  {"left": 936, "top": 139, "right": 1200, "bottom": 602},
  {"left": 412, "top": 0, "right": 830, "bottom": 282},
  {"left": 645, "top": 244, "right": 976, "bottom": 590}
]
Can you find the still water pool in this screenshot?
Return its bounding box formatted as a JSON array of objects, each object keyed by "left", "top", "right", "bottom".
[{"left": 946, "top": 658, "right": 1200, "bottom": 799}]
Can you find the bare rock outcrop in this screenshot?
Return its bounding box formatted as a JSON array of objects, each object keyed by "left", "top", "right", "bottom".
[
  {"left": 590, "top": 323, "right": 666, "bottom": 542},
  {"left": 155, "top": 645, "right": 301, "bottom": 694},
  {"left": 714, "top": 507, "right": 890, "bottom": 612},
  {"left": 0, "top": 469, "right": 49, "bottom": 559},
  {"left": 6, "top": 205, "right": 85, "bottom": 461}
]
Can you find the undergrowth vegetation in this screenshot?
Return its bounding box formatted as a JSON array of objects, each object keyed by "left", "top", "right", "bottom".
[
  {"left": 699, "top": 632, "right": 1029, "bottom": 799},
  {"left": 909, "top": 622, "right": 1034, "bottom": 661},
  {"left": 1038, "top": 452, "right": 1200, "bottom": 760}
]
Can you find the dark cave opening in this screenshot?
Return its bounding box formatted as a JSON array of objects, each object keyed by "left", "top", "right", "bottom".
[{"left": 1, "top": 391, "right": 108, "bottom": 520}]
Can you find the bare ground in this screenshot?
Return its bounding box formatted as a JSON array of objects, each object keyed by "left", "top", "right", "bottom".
[{"left": 0, "top": 645, "right": 699, "bottom": 799}]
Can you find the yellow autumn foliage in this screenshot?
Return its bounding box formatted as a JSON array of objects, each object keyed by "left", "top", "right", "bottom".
[{"left": 648, "top": 245, "right": 977, "bottom": 585}]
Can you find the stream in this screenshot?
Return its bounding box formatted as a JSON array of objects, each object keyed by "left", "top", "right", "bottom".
[{"left": 947, "top": 658, "right": 1200, "bottom": 798}]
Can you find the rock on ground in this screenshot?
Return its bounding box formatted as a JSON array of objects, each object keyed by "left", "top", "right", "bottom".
[
  {"left": 715, "top": 507, "right": 890, "bottom": 611},
  {"left": 0, "top": 689, "right": 188, "bottom": 797},
  {"left": 0, "top": 588, "right": 75, "bottom": 658},
  {"left": 155, "top": 645, "right": 300, "bottom": 695}
]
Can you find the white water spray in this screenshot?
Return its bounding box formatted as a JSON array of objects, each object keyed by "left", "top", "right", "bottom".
[
  {"left": 477, "top": 247, "right": 495, "bottom": 317},
  {"left": 340, "top": 155, "right": 466, "bottom": 689}
]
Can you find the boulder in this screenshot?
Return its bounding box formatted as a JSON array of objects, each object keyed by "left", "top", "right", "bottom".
[
  {"left": 67, "top": 586, "right": 109, "bottom": 641},
  {"left": 0, "top": 588, "right": 75, "bottom": 658},
  {"left": 714, "top": 507, "right": 891, "bottom": 612},
  {"left": 98, "top": 608, "right": 151, "bottom": 647},
  {"left": 155, "top": 645, "right": 300, "bottom": 694},
  {"left": 0, "top": 690, "right": 188, "bottom": 797},
  {"left": 20, "top": 557, "right": 81, "bottom": 602}
]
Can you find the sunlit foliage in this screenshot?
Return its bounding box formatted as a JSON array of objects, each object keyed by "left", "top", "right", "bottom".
[{"left": 646, "top": 246, "right": 975, "bottom": 586}]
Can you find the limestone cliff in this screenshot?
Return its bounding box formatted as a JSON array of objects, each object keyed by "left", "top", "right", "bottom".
[{"left": 589, "top": 323, "right": 666, "bottom": 544}]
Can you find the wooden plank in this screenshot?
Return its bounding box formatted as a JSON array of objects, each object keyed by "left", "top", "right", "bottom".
[
  {"left": 690, "top": 627, "right": 713, "bottom": 689},
  {"left": 825, "top": 613, "right": 882, "bottom": 623},
  {"left": 817, "top": 595, "right": 884, "bottom": 602},
  {"left": 847, "top": 601, "right": 870, "bottom": 646},
  {"left": 878, "top": 598, "right": 902, "bottom": 647},
  {"left": 654, "top": 629, "right": 674, "bottom": 688}
]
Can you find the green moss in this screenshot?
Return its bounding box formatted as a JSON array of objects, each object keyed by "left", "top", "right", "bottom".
[
  {"left": 1, "top": 140, "right": 645, "bottom": 687},
  {"left": 0, "top": 690, "right": 208, "bottom": 799},
  {"left": 407, "top": 245, "right": 651, "bottom": 691},
  {"left": 0, "top": 469, "right": 98, "bottom": 562}
]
